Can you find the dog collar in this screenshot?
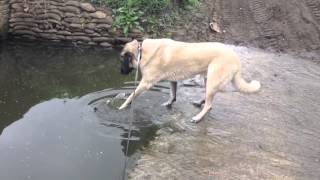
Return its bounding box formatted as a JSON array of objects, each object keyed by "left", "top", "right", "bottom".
[
  {"left": 134, "top": 42, "right": 142, "bottom": 84},
  {"left": 136, "top": 42, "right": 142, "bottom": 65}
]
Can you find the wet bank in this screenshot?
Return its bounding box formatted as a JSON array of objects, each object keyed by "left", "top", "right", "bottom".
[{"left": 129, "top": 46, "right": 320, "bottom": 179}]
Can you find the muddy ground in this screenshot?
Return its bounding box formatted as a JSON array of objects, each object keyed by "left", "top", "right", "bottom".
[
  {"left": 128, "top": 46, "right": 320, "bottom": 180},
  {"left": 170, "top": 0, "right": 320, "bottom": 54}
]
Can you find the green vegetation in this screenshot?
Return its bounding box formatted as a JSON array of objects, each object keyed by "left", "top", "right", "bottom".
[
  {"left": 182, "top": 0, "right": 200, "bottom": 9},
  {"left": 103, "top": 0, "right": 200, "bottom": 36},
  {"left": 113, "top": 6, "right": 144, "bottom": 35}
]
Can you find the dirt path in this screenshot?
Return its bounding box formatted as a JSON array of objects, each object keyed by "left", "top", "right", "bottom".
[
  {"left": 128, "top": 46, "right": 320, "bottom": 180},
  {"left": 172, "top": 0, "right": 320, "bottom": 53}
]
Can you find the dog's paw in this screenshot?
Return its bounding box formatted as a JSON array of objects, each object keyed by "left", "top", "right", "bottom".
[
  {"left": 118, "top": 104, "right": 128, "bottom": 110},
  {"left": 161, "top": 101, "right": 172, "bottom": 107},
  {"left": 190, "top": 116, "right": 202, "bottom": 123}
]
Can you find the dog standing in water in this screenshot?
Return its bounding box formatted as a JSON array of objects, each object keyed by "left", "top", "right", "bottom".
[{"left": 119, "top": 39, "right": 261, "bottom": 123}]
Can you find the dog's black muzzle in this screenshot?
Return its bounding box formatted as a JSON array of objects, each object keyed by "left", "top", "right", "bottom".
[{"left": 120, "top": 53, "right": 133, "bottom": 75}]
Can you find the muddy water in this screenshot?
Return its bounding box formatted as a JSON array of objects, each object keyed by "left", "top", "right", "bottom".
[{"left": 0, "top": 40, "right": 176, "bottom": 180}]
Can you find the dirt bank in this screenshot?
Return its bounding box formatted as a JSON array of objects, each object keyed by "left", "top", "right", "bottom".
[{"left": 169, "top": 0, "right": 320, "bottom": 53}]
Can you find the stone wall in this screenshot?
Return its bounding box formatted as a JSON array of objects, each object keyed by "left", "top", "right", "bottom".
[
  {"left": 7, "top": 0, "right": 143, "bottom": 46},
  {"left": 0, "top": 0, "right": 9, "bottom": 37}
]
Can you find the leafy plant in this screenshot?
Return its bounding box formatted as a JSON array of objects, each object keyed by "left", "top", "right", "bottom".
[
  {"left": 182, "top": 0, "right": 200, "bottom": 9},
  {"left": 103, "top": 0, "right": 126, "bottom": 9},
  {"left": 103, "top": 0, "right": 199, "bottom": 36},
  {"left": 139, "top": 0, "right": 170, "bottom": 14},
  {"left": 113, "top": 6, "right": 144, "bottom": 35}
]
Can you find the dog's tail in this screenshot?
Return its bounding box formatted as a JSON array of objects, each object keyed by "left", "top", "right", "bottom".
[{"left": 233, "top": 68, "right": 261, "bottom": 93}]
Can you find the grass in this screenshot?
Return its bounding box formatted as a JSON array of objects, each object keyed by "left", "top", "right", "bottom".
[{"left": 102, "top": 0, "right": 200, "bottom": 36}]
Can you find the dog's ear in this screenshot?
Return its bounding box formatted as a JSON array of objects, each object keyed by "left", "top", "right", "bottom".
[{"left": 132, "top": 39, "right": 139, "bottom": 46}]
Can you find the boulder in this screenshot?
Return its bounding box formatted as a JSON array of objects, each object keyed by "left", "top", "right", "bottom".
[
  {"left": 65, "top": 0, "right": 80, "bottom": 7},
  {"left": 69, "top": 23, "right": 82, "bottom": 30},
  {"left": 39, "top": 33, "right": 65, "bottom": 39},
  {"left": 88, "top": 41, "right": 97, "bottom": 45},
  {"left": 11, "top": 12, "right": 33, "bottom": 18},
  {"left": 96, "top": 24, "right": 111, "bottom": 30},
  {"left": 13, "top": 25, "right": 29, "bottom": 30},
  {"left": 64, "top": 17, "right": 81, "bottom": 23},
  {"left": 57, "top": 30, "right": 72, "bottom": 35},
  {"left": 90, "top": 11, "right": 106, "bottom": 19},
  {"left": 49, "top": 9, "right": 64, "bottom": 17},
  {"left": 30, "top": 27, "right": 43, "bottom": 33},
  {"left": 66, "top": 36, "right": 91, "bottom": 42},
  {"left": 72, "top": 32, "right": 86, "bottom": 36},
  {"left": 50, "top": 0, "right": 65, "bottom": 3},
  {"left": 82, "top": 12, "right": 91, "bottom": 18},
  {"left": 47, "top": 5, "right": 59, "bottom": 10},
  {"left": 13, "top": 29, "right": 37, "bottom": 36},
  {"left": 9, "top": 0, "right": 24, "bottom": 4},
  {"left": 64, "top": 12, "right": 77, "bottom": 17},
  {"left": 85, "top": 23, "right": 96, "bottom": 30},
  {"left": 11, "top": 3, "right": 24, "bottom": 11},
  {"left": 100, "top": 42, "right": 112, "bottom": 47},
  {"left": 36, "top": 13, "right": 61, "bottom": 21},
  {"left": 84, "top": 29, "right": 94, "bottom": 34},
  {"left": 92, "top": 37, "right": 113, "bottom": 43},
  {"left": 87, "top": 32, "right": 101, "bottom": 37},
  {"left": 90, "top": 16, "right": 113, "bottom": 24},
  {"left": 47, "top": 19, "right": 62, "bottom": 25},
  {"left": 48, "top": 1, "right": 64, "bottom": 7},
  {"left": 10, "top": 22, "right": 37, "bottom": 27},
  {"left": 60, "top": 6, "right": 80, "bottom": 14},
  {"left": 46, "top": 29, "right": 58, "bottom": 33},
  {"left": 80, "top": 3, "right": 95, "bottom": 12}
]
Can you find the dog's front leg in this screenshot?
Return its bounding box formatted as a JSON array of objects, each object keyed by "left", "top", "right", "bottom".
[
  {"left": 119, "top": 81, "right": 152, "bottom": 110},
  {"left": 162, "top": 81, "right": 177, "bottom": 107}
]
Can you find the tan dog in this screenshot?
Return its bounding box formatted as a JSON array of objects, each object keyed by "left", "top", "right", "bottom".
[{"left": 119, "top": 38, "right": 261, "bottom": 123}]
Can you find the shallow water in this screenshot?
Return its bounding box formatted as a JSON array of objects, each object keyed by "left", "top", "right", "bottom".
[{"left": 0, "top": 40, "right": 173, "bottom": 180}]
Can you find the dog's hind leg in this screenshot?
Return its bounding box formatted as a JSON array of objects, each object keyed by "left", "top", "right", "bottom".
[
  {"left": 162, "top": 81, "right": 177, "bottom": 107},
  {"left": 191, "top": 63, "right": 233, "bottom": 123},
  {"left": 192, "top": 77, "right": 207, "bottom": 107},
  {"left": 119, "top": 80, "right": 153, "bottom": 110}
]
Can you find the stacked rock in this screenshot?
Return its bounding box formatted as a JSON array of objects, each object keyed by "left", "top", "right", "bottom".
[
  {"left": 8, "top": 0, "right": 143, "bottom": 46},
  {"left": 0, "top": 0, "right": 9, "bottom": 36}
]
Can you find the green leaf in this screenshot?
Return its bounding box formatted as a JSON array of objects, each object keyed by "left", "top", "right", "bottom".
[{"left": 124, "top": 26, "right": 129, "bottom": 34}]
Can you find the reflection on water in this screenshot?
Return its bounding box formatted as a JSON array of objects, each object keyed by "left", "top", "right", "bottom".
[
  {"left": 0, "top": 40, "right": 131, "bottom": 132},
  {"left": 0, "top": 40, "right": 165, "bottom": 180}
]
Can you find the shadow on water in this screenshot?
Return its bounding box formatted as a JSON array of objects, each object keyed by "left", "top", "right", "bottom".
[{"left": 0, "top": 40, "right": 172, "bottom": 180}]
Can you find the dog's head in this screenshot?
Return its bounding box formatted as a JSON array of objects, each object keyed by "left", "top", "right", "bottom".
[{"left": 120, "top": 39, "right": 139, "bottom": 75}]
